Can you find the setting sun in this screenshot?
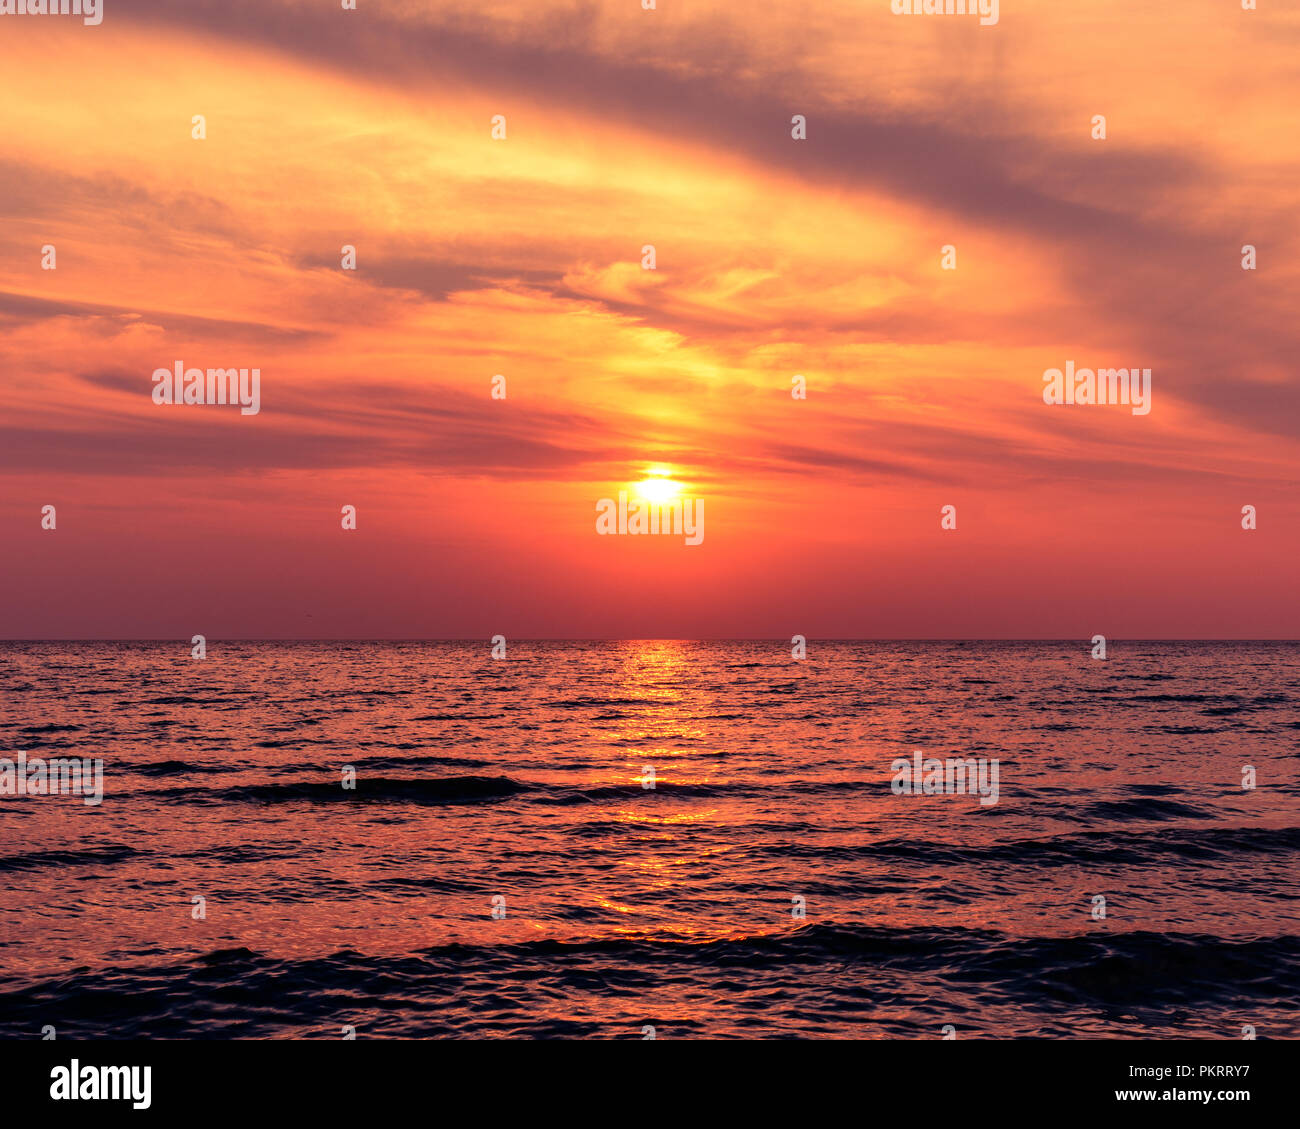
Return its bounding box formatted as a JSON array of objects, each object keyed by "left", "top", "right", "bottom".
[{"left": 633, "top": 476, "right": 683, "bottom": 504}]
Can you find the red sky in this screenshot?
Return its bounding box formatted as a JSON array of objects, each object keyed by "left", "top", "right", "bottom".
[{"left": 1, "top": 0, "right": 1297, "bottom": 638}]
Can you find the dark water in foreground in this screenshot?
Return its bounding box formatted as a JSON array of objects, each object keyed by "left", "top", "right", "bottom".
[{"left": 0, "top": 640, "right": 1297, "bottom": 1039}]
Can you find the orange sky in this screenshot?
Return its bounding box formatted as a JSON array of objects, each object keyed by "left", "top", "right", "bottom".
[{"left": 1, "top": 0, "right": 1297, "bottom": 638}]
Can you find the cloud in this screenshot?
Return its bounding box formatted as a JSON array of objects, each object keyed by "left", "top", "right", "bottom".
[{"left": 0, "top": 289, "right": 322, "bottom": 343}]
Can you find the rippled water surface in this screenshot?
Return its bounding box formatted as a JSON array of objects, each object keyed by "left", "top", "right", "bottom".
[{"left": 1, "top": 641, "right": 1297, "bottom": 1038}]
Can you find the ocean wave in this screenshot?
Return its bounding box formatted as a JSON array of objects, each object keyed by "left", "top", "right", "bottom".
[
  {"left": 1, "top": 925, "right": 1295, "bottom": 1039},
  {"left": 130, "top": 759, "right": 239, "bottom": 777},
  {"left": 347, "top": 753, "right": 493, "bottom": 770},
  {"left": 131, "top": 774, "right": 889, "bottom": 807},
  {"left": 1077, "top": 797, "right": 1211, "bottom": 821},
  {"left": 196, "top": 775, "right": 531, "bottom": 806},
  {"left": 548, "top": 697, "right": 668, "bottom": 708},
  {"left": 752, "top": 826, "right": 1300, "bottom": 868},
  {"left": 0, "top": 845, "right": 142, "bottom": 873}
]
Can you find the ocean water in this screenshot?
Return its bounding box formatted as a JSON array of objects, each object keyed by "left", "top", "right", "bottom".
[{"left": 0, "top": 640, "right": 1297, "bottom": 1039}]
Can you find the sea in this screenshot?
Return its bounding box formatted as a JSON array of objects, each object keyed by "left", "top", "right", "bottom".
[{"left": 1, "top": 640, "right": 1297, "bottom": 1038}]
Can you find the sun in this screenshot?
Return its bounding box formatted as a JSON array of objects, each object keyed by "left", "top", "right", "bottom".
[{"left": 633, "top": 471, "right": 683, "bottom": 504}]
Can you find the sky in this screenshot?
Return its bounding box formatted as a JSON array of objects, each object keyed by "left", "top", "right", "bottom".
[{"left": 1, "top": 0, "right": 1297, "bottom": 639}]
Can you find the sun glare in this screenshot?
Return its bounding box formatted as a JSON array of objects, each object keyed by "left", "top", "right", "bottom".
[{"left": 634, "top": 475, "right": 683, "bottom": 504}]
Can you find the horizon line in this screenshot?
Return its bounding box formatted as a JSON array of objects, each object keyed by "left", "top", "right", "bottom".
[{"left": 3, "top": 637, "right": 1299, "bottom": 645}]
